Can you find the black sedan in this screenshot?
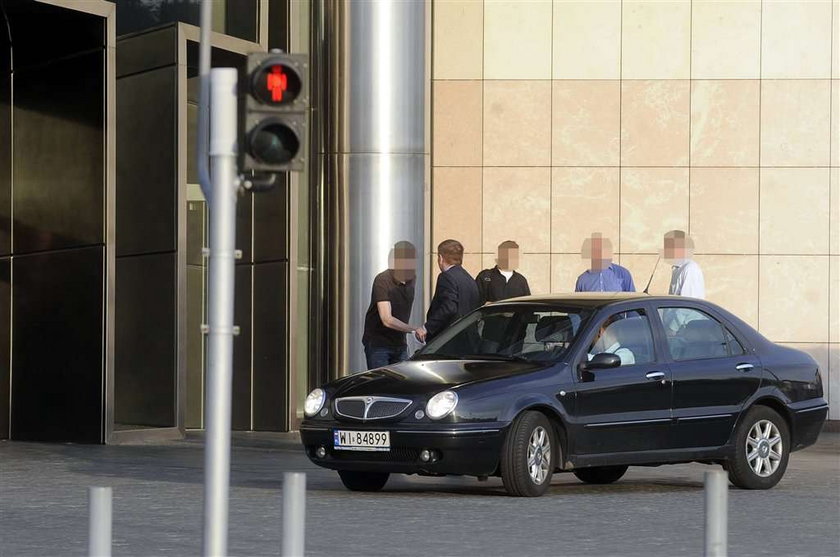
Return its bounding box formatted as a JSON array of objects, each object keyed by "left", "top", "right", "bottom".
[{"left": 300, "top": 294, "right": 828, "bottom": 497}]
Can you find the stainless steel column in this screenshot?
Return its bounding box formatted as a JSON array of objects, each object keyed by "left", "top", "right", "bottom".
[{"left": 314, "top": 0, "right": 428, "bottom": 375}]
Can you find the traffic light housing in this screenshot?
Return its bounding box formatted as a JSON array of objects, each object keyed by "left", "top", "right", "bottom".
[{"left": 241, "top": 52, "right": 308, "bottom": 173}]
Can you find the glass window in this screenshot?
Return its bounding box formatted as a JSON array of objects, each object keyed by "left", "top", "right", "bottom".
[
  {"left": 112, "top": 0, "right": 259, "bottom": 43},
  {"left": 415, "top": 305, "right": 592, "bottom": 363},
  {"left": 588, "top": 310, "right": 655, "bottom": 367},
  {"left": 724, "top": 328, "right": 745, "bottom": 356},
  {"left": 658, "top": 308, "right": 730, "bottom": 361}
]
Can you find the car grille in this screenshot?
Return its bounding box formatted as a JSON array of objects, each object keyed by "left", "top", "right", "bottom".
[
  {"left": 334, "top": 396, "right": 413, "bottom": 420},
  {"left": 331, "top": 447, "right": 420, "bottom": 463}
]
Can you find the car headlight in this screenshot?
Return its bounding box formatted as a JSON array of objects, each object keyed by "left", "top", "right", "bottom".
[
  {"left": 426, "top": 390, "right": 458, "bottom": 420},
  {"left": 304, "top": 388, "right": 326, "bottom": 417}
]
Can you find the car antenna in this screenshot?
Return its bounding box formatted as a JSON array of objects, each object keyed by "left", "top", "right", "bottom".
[{"left": 642, "top": 255, "right": 661, "bottom": 294}]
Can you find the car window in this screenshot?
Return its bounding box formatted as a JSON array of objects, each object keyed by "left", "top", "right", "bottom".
[
  {"left": 587, "top": 309, "right": 655, "bottom": 367},
  {"left": 416, "top": 305, "right": 592, "bottom": 363},
  {"left": 657, "top": 307, "right": 731, "bottom": 361},
  {"left": 724, "top": 327, "right": 745, "bottom": 356}
]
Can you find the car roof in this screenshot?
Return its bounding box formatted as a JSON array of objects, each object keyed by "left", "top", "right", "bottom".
[{"left": 488, "top": 292, "right": 696, "bottom": 309}]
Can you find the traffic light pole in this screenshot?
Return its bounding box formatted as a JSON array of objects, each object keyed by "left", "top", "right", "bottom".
[{"left": 201, "top": 68, "right": 240, "bottom": 557}]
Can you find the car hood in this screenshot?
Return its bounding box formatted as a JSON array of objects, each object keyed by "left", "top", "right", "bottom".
[{"left": 330, "top": 359, "right": 549, "bottom": 397}]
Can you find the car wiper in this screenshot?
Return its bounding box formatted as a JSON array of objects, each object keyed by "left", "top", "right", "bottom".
[
  {"left": 411, "top": 352, "right": 461, "bottom": 361},
  {"left": 462, "top": 354, "right": 534, "bottom": 363}
]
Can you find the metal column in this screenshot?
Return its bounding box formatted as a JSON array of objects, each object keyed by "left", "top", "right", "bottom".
[{"left": 314, "top": 0, "right": 429, "bottom": 376}]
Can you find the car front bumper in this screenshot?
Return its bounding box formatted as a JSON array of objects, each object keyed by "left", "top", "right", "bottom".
[{"left": 299, "top": 421, "right": 508, "bottom": 476}]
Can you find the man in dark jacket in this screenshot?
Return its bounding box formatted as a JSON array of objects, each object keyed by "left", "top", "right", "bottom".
[
  {"left": 415, "top": 239, "right": 480, "bottom": 343},
  {"left": 475, "top": 240, "right": 531, "bottom": 303},
  {"left": 362, "top": 241, "right": 419, "bottom": 369}
]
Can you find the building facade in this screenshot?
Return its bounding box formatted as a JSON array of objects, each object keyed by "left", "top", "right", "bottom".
[
  {"left": 431, "top": 0, "right": 839, "bottom": 420},
  {"left": 0, "top": 0, "right": 837, "bottom": 444}
]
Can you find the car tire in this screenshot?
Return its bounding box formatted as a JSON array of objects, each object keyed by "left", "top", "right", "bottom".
[
  {"left": 337, "top": 470, "right": 390, "bottom": 492},
  {"left": 573, "top": 465, "right": 628, "bottom": 485},
  {"left": 500, "top": 411, "right": 555, "bottom": 497},
  {"left": 728, "top": 405, "right": 790, "bottom": 490}
]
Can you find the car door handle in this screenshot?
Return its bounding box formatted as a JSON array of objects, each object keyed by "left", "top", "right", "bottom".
[
  {"left": 735, "top": 363, "right": 754, "bottom": 372},
  {"left": 645, "top": 371, "right": 666, "bottom": 381}
]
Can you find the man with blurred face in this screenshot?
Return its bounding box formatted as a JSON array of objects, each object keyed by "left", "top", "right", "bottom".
[
  {"left": 361, "top": 241, "right": 419, "bottom": 369},
  {"left": 574, "top": 233, "right": 635, "bottom": 292},
  {"left": 661, "top": 230, "right": 705, "bottom": 335},
  {"left": 664, "top": 230, "right": 704, "bottom": 299},
  {"left": 415, "top": 239, "right": 480, "bottom": 343},
  {"left": 476, "top": 240, "right": 531, "bottom": 303}
]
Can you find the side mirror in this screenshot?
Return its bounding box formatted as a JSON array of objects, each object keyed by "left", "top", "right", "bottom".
[{"left": 579, "top": 353, "right": 621, "bottom": 372}]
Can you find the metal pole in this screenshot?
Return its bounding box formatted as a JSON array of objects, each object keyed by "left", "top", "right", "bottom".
[
  {"left": 704, "top": 470, "right": 728, "bottom": 557},
  {"left": 201, "top": 67, "right": 240, "bottom": 557},
  {"left": 196, "top": 0, "right": 213, "bottom": 203},
  {"left": 282, "top": 473, "right": 307, "bottom": 557},
  {"left": 88, "top": 487, "right": 112, "bottom": 557}
]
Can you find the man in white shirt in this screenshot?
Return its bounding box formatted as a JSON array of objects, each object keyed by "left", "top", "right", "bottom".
[
  {"left": 588, "top": 318, "right": 636, "bottom": 366},
  {"left": 664, "top": 230, "right": 705, "bottom": 298},
  {"left": 662, "top": 230, "right": 705, "bottom": 334}
]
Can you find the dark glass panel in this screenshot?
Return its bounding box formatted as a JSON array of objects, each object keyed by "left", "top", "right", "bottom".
[
  {"left": 4, "top": 0, "right": 104, "bottom": 70},
  {"left": 267, "top": 0, "right": 289, "bottom": 51},
  {"left": 13, "top": 52, "right": 104, "bottom": 254},
  {"left": 115, "top": 253, "right": 177, "bottom": 428},
  {"left": 252, "top": 261, "right": 287, "bottom": 431},
  {"left": 11, "top": 247, "right": 104, "bottom": 443},
  {"left": 112, "top": 0, "right": 258, "bottom": 43},
  {"left": 116, "top": 65, "right": 177, "bottom": 256},
  {"left": 0, "top": 258, "right": 8, "bottom": 439},
  {"left": 116, "top": 26, "right": 178, "bottom": 78},
  {"left": 0, "top": 30, "right": 10, "bottom": 256},
  {"left": 253, "top": 182, "right": 288, "bottom": 263},
  {"left": 232, "top": 265, "right": 252, "bottom": 430},
  {"left": 185, "top": 264, "right": 204, "bottom": 429}
]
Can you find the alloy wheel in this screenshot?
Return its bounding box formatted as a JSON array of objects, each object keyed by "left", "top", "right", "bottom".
[
  {"left": 527, "top": 426, "right": 551, "bottom": 484},
  {"left": 746, "top": 419, "right": 783, "bottom": 477}
]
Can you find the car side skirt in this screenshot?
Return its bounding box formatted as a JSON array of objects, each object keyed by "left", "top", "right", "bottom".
[{"left": 569, "top": 446, "right": 730, "bottom": 469}]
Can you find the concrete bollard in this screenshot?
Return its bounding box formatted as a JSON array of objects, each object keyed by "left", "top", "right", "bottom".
[
  {"left": 282, "top": 472, "right": 307, "bottom": 557},
  {"left": 88, "top": 487, "right": 112, "bottom": 557},
  {"left": 704, "top": 470, "right": 728, "bottom": 557}
]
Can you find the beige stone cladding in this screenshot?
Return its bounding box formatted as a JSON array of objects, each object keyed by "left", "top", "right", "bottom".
[{"left": 431, "top": 0, "right": 840, "bottom": 418}]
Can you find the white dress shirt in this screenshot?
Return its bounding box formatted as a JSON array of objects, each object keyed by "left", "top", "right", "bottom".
[
  {"left": 669, "top": 259, "right": 705, "bottom": 299},
  {"left": 587, "top": 341, "right": 636, "bottom": 366}
]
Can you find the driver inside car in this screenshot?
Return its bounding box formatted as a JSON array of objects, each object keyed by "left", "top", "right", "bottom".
[{"left": 587, "top": 317, "right": 636, "bottom": 366}]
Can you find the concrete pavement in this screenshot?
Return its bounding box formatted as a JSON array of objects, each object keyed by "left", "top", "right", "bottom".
[{"left": 1, "top": 432, "right": 838, "bottom": 556}]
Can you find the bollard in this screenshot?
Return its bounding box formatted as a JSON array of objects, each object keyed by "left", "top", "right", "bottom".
[
  {"left": 88, "top": 487, "right": 112, "bottom": 557},
  {"left": 282, "top": 472, "right": 307, "bottom": 557},
  {"left": 704, "top": 470, "right": 728, "bottom": 557}
]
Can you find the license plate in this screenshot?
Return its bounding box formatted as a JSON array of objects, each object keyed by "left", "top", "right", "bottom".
[{"left": 333, "top": 430, "right": 390, "bottom": 451}]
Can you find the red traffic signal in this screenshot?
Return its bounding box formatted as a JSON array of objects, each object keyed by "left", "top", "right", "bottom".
[
  {"left": 251, "top": 63, "right": 302, "bottom": 106},
  {"left": 241, "top": 52, "right": 308, "bottom": 174}
]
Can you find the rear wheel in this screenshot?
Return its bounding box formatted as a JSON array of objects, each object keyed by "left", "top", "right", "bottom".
[
  {"left": 337, "top": 470, "right": 390, "bottom": 492},
  {"left": 500, "top": 411, "right": 555, "bottom": 497},
  {"left": 573, "top": 465, "right": 628, "bottom": 485},
  {"left": 728, "top": 405, "right": 789, "bottom": 489}
]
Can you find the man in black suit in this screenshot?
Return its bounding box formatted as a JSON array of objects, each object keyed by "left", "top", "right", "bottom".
[{"left": 415, "top": 239, "right": 481, "bottom": 343}]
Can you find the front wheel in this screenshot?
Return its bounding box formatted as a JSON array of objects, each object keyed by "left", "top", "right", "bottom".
[
  {"left": 337, "top": 470, "right": 390, "bottom": 492},
  {"left": 728, "top": 405, "right": 790, "bottom": 490},
  {"left": 573, "top": 465, "right": 628, "bottom": 485},
  {"left": 500, "top": 411, "right": 555, "bottom": 497}
]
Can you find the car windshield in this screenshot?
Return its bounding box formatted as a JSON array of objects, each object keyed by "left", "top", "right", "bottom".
[{"left": 415, "top": 305, "right": 592, "bottom": 363}]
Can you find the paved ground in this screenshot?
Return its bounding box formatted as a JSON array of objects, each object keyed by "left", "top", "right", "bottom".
[{"left": 1, "top": 432, "right": 838, "bottom": 557}]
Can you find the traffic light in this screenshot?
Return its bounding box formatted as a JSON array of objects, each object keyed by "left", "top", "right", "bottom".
[{"left": 240, "top": 51, "right": 308, "bottom": 173}]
